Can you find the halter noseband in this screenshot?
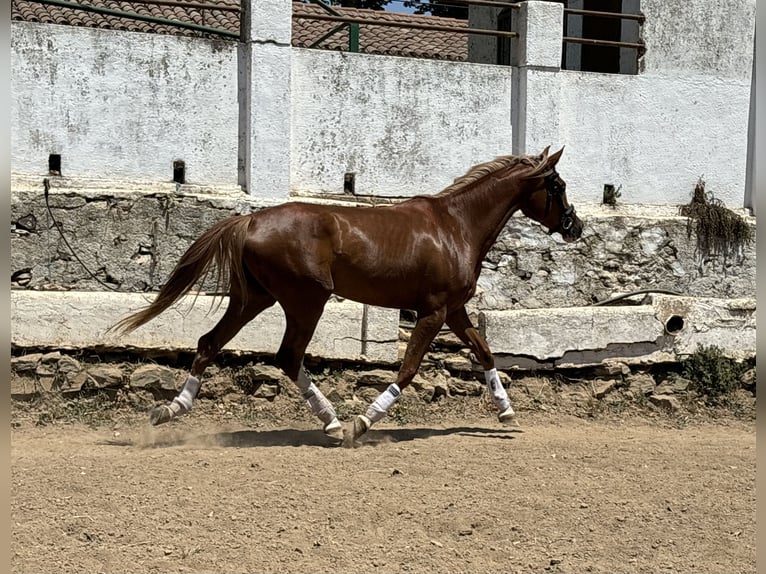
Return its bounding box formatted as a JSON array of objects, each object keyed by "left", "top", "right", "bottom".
[{"left": 543, "top": 170, "right": 576, "bottom": 235}]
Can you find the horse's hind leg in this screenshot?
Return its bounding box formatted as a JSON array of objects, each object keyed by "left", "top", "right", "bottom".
[
  {"left": 445, "top": 306, "right": 516, "bottom": 425},
  {"left": 275, "top": 302, "right": 343, "bottom": 444},
  {"left": 150, "top": 289, "right": 276, "bottom": 426}
]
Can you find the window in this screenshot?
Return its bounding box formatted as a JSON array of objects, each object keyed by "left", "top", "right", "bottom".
[{"left": 562, "top": 0, "right": 644, "bottom": 75}]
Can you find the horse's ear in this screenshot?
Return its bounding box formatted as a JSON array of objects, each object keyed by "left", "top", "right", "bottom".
[
  {"left": 545, "top": 146, "right": 565, "bottom": 168},
  {"left": 539, "top": 145, "right": 551, "bottom": 161}
]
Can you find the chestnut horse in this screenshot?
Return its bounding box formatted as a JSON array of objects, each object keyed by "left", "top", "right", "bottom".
[{"left": 113, "top": 146, "right": 583, "bottom": 445}]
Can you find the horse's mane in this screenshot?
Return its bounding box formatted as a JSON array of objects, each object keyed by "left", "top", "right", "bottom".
[{"left": 436, "top": 153, "right": 547, "bottom": 197}]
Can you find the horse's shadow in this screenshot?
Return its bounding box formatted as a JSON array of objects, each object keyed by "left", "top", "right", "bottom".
[{"left": 104, "top": 425, "right": 522, "bottom": 449}]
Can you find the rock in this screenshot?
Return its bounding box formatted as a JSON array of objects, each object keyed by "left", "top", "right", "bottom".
[
  {"left": 60, "top": 371, "right": 89, "bottom": 393},
  {"left": 252, "top": 383, "right": 279, "bottom": 400},
  {"left": 626, "top": 372, "right": 656, "bottom": 396},
  {"left": 41, "top": 351, "right": 62, "bottom": 364},
  {"left": 57, "top": 355, "right": 82, "bottom": 377},
  {"left": 355, "top": 386, "right": 383, "bottom": 403},
  {"left": 410, "top": 374, "right": 436, "bottom": 402},
  {"left": 655, "top": 377, "right": 690, "bottom": 395},
  {"left": 51, "top": 356, "right": 86, "bottom": 392},
  {"left": 441, "top": 355, "right": 474, "bottom": 373},
  {"left": 36, "top": 376, "right": 57, "bottom": 393},
  {"left": 410, "top": 373, "right": 450, "bottom": 402},
  {"left": 649, "top": 394, "right": 681, "bottom": 412},
  {"left": 324, "top": 378, "right": 355, "bottom": 402},
  {"left": 356, "top": 369, "right": 396, "bottom": 388},
  {"left": 560, "top": 384, "right": 591, "bottom": 406},
  {"left": 448, "top": 379, "right": 483, "bottom": 396},
  {"left": 129, "top": 364, "right": 178, "bottom": 391},
  {"left": 11, "top": 353, "right": 42, "bottom": 373},
  {"left": 84, "top": 365, "right": 124, "bottom": 389},
  {"left": 741, "top": 369, "right": 755, "bottom": 393},
  {"left": 592, "top": 379, "right": 616, "bottom": 399},
  {"left": 497, "top": 370, "right": 513, "bottom": 387},
  {"left": 595, "top": 360, "right": 631, "bottom": 377},
  {"left": 35, "top": 363, "right": 56, "bottom": 378},
  {"left": 235, "top": 364, "right": 287, "bottom": 395},
  {"left": 244, "top": 364, "right": 286, "bottom": 382}
]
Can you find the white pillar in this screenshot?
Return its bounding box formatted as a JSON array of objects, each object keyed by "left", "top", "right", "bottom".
[
  {"left": 512, "top": 1, "right": 564, "bottom": 155},
  {"left": 744, "top": 39, "right": 755, "bottom": 214},
  {"left": 239, "top": 0, "right": 292, "bottom": 198}
]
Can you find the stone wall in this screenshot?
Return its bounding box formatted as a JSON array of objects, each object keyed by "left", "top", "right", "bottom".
[
  {"left": 11, "top": 177, "right": 755, "bottom": 367},
  {"left": 12, "top": 180, "right": 755, "bottom": 306}
]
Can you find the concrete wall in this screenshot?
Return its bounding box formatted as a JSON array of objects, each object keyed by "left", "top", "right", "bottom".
[
  {"left": 10, "top": 0, "right": 756, "bottom": 206},
  {"left": 528, "top": 70, "right": 753, "bottom": 206},
  {"left": 290, "top": 50, "right": 513, "bottom": 197},
  {"left": 11, "top": 23, "right": 240, "bottom": 186},
  {"left": 516, "top": 0, "right": 755, "bottom": 208}
]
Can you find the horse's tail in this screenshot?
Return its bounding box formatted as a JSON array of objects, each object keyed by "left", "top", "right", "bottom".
[{"left": 111, "top": 214, "right": 253, "bottom": 335}]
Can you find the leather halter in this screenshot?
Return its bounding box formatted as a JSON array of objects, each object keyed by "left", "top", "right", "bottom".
[{"left": 543, "top": 170, "right": 576, "bottom": 235}]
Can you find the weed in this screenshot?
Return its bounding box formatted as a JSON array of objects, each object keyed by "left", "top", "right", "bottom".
[
  {"left": 681, "top": 344, "right": 745, "bottom": 404},
  {"left": 30, "top": 391, "right": 122, "bottom": 428}
]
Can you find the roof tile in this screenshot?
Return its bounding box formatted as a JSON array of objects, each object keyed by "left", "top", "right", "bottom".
[{"left": 12, "top": 0, "right": 467, "bottom": 60}]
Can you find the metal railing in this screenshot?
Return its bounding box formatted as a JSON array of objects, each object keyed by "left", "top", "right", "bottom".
[
  {"left": 17, "top": 0, "right": 646, "bottom": 63},
  {"left": 19, "top": 0, "right": 239, "bottom": 39},
  {"left": 294, "top": 0, "right": 518, "bottom": 57},
  {"left": 563, "top": 6, "right": 645, "bottom": 54}
]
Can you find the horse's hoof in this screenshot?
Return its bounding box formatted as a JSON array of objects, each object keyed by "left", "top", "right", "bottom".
[
  {"left": 498, "top": 407, "right": 519, "bottom": 426},
  {"left": 149, "top": 405, "right": 174, "bottom": 426},
  {"left": 353, "top": 415, "right": 371, "bottom": 439},
  {"left": 323, "top": 419, "right": 344, "bottom": 446}
]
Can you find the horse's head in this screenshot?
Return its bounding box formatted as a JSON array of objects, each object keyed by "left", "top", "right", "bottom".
[{"left": 520, "top": 147, "right": 583, "bottom": 243}]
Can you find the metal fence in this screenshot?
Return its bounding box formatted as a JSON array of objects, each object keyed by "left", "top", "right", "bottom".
[{"left": 13, "top": 0, "right": 645, "bottom": 69}]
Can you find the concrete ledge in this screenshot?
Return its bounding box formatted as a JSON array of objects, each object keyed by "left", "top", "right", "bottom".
[
  {"left": 480, "top": 295, "right": 755, "bottom": 370},
  {"left": 11, "top": 291, "right": 400, "bottom": 363},
  {"left": 11, "top": 291, "right": 754, "bottom": 371}
]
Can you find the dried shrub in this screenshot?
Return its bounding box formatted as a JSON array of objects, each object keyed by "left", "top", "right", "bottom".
[{"left": 679, "top": 178, "right": 752, "bottom": 267}]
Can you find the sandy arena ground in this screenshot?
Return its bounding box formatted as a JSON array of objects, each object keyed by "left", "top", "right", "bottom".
[{"left": 11, "top": 400, "right": 755, "bottom": 574}]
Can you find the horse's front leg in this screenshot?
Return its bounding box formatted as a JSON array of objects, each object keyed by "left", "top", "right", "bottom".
[
  {"left": 446, "top": 307, "right": 516, "bottom": 425},
  {"left": 347, "top": 307, "right": 447, "bottom": 445}
]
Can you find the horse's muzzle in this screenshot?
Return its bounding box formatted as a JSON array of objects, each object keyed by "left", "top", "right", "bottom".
[
  {"left": 550, "top": 206, "right": 583, "bottom": 243},
  {"left": 561, "top": 216, "right": 584, "bottom": 243}
]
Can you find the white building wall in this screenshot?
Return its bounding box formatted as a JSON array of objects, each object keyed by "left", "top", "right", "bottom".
[
  {"left": 519, "top": 0, "right": 755, "bottom": 207},
  {"left": 9, "top": 0, "right": 756, "bottom": 206},
  {"left": 290, "top": 49, "right": 514, "bottom": 197},
  {"left": 527, "top": 70, "right": 752, "bottom": 206},
  {"left": 11, "top": 22, "right": 240, "bottom": 186}
]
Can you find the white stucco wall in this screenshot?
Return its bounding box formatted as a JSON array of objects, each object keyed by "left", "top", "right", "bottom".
[
  {"left": 520, "top": 0, "right": 755, "bottom": 208},
  {"left": 11, "top": 22, "right": 239, "bottom": 186},
  {"left": 524, "top": 69, "right": 752, "bottom": 206},
  {"left": 290, "top": 49, "right": 514, "bottom": 196},
  {"left": 640, "top": 0, "right": 756, "bottom": 79},
  {"left": 10, "top": 0, "right": 755, "bottom": 206}
]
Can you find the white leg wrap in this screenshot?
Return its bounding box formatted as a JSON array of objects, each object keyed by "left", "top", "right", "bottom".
[
  {"left": 365, "top": 383, "right": 402, "bottom": 424},
  {"left": 485, "top": 369, "right": 511, "bottom": 413},
  {"left": 304, "top": 383, "right": 338, "bottom": 426},
  {"left": 296, "top": 367, "right": 312, "bottom": 393},
  {"left": 172, "top": 375, "right": 201, "bottom": 413},
  {"left": 296, "top": 367, "right": 339, "bottom": 428}
]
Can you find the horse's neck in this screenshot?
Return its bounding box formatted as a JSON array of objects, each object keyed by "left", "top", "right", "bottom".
[{"left": 442, "top": 174, "right": 527, "bottom": 261}]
